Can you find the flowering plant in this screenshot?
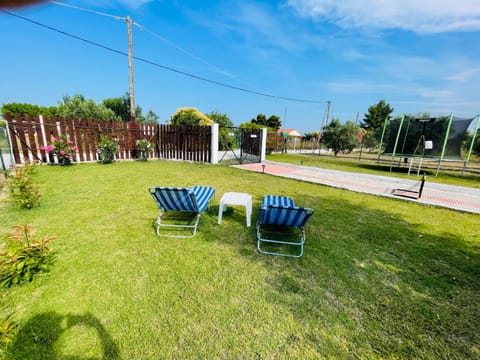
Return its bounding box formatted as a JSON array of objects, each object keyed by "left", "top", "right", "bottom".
[
  {"left": 40, "top": 136, "right": 77, "bottom": 165},
  {"left": 136, "top": 139, "right": 153, "bottom": 161},
  {"left": 97, "top": 135, "right": 119, "bottom": 164}
]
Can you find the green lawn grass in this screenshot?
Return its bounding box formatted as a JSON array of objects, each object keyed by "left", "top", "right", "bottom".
[
  {"left": 267, "top": 153, "right": 480, "bottom": 189},
  {"left": 1, "top": 161, "right": 479, "bottom": 359}
]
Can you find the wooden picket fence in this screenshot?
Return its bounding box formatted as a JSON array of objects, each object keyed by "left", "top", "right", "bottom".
[{"left": 4, "top": 113, "right": 211, "bottom": 165}]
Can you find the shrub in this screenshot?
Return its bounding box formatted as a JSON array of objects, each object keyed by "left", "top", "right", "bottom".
[
  {"left": 170, "top": 107, "right": 213, "bottom": 126},
  {"left": 40, "top": 135, "right": 77, "bottom": 166},
  {"left": 136, "top": 139, "right": 153, "bottom": 161},
  {"left": 5, "top": 164, "right": 41, "bottom": 209},
  {"left": 96, "top": 135, "right": 119, "bottom": 164},
  {"left": 0, "top": 225, "right": 55, "bottom": 288},
  {"left": 0, "top": 315, "right": 17, "bottom": 353}
]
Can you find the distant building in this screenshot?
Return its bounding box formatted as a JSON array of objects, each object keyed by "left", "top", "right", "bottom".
[
  {"left": 277, "top": 129, "right": 303, "bottom": 151},
  {"left": 277, "top": 129, "right": 302, "bottom": 138}
]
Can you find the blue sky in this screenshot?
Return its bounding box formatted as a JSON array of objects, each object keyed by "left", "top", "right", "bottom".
[{"left": 1, "top": 0, "right": 480, "bottom": 133}]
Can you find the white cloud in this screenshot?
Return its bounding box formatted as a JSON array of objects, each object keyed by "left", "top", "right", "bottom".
[
  {"left": 116, "top": 0, "right": 153, "bottom": 7},
  {"left": 287, "top": 0, "right": 480, "bottom": 33},
  {"left": 447, "top": 67, "right": 480, "bottom": 83},
  {"left": 219, "top": 2, "right": 302, "bottom": 51},
  {"left": 79, "top": 0, "right": 154, "bottom": 9}
]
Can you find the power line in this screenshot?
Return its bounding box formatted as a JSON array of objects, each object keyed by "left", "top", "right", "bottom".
[
  {"left": 1, "top": 9, "right": 330, "bottom": 104},
  {"left": 50, "top": 1, "right": 281, "bottom": 93},
  {"left": 49, "top": 1, "right": 124, "bottom": 21},
  {"left": 51, "top": 1, "right": 243, "bottom": 81}
]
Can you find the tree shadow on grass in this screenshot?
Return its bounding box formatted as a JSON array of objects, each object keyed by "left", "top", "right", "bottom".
[
  {"left": 8, "top": 312, "right": 120, "bottom": 360},
  {"left": 252, "top": 194, "right": 480, "bottom": 358}
]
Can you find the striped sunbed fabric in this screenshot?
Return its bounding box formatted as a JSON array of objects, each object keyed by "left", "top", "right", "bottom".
[
  {"left": 257, "top": 194, "right": 314, "bottom": 258},
  {"left": 149, "top": 186, "right": 215, "bottom": 213},
  {"left": 148, "top": 185, "right": 216, "bottom": 238},
  {"left": 259, "top": 195, "right": 313, "bottom": 228}
]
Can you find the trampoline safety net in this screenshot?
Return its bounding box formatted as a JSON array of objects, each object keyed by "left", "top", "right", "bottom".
[{"left": 383, "top": 116, "right": 474, "bottom": 159}]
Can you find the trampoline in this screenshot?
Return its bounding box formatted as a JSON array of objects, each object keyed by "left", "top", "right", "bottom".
[{"left": 379, "top": 113, "right": 479, "bottom": 176}]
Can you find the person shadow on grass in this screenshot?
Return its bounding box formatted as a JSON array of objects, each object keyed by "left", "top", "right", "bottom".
[{"left": 8, "top": 312, "right": 120, "bottom": 360}]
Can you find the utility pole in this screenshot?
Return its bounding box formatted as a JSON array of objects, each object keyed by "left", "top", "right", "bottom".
[
  {"left": 323, "top": 100, "right": 331, "bottom": 128},
  {"left": 317, "top": 100, "right": 331, "bottom": 155},
  {"left": 126, "top": 16, "right": 136, "bottom": 121}
]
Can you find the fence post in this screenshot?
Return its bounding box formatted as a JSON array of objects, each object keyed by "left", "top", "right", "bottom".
[
  {"left": 210, "top": 123, "right": 219, "bottom": 164},
  {"left": 260, "top": 128, "right": 267, "bottom": 163}
]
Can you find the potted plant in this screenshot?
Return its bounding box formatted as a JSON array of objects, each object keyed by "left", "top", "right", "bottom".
[
  {"left": 135, "top": 139, "right": 153, "bottom": 161},
  {"left": 40, "top": 136, "right": 77, "bottom": 165},
  {"left": 97, "top": 135, "right": 119, "bottom": 164}
]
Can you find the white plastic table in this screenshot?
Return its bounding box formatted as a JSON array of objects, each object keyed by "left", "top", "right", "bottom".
[{"left": 218, "top": 192, "right": 252, "bottom": 227}]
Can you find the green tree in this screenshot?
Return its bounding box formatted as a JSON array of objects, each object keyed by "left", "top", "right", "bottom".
[
  {"left": 251, "top": 114, "right": 267, "bottom": 126},
  {"left": 322, "top": 119, "right": 359, "bottom": 156},
  {"left": 208, "top": 111, "right": 234, "bottom": 151},
  {"left": 239, "top": 121, "right": 263, "bottom": 130},
  {"left": 57, "top": 94, "right": 118, "bottom": 121},
  {"left": 1, "top": 103, "right": 57, "bottom": 117},
  {"left": 303, "top": 131, "right": 319, "bottom": 141},
  {"left": 362, "top": 130, "right": 379, "bottom": 151},
  {"left": 169, "top": 107, "right": 212, "bottom": 126},
  {"left": 103, "top": 93, "right": 156, "bottom": 122},
  {"left": 250, "top": 113, "right": 282, "bottom": 131},
  {"left": 102, "top": 95, "right": 130, "bottom": 121},
  {"left": 142, "top": 110, "right": 160, "bottom": 124},
  {"left": 266, "top": 115, "right": 281, "bottom": 131},
  {"left": 208, "top": 111, "right": 233, "bottom": 128},
  {"left": 362, "top": 100, "right": 394, "bottom": 130}
]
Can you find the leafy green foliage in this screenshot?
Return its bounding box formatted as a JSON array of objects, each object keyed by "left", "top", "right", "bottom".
[
  {"left": 102, "top": 92, "right": 158, "bottom": 123},
  {"left": 135, "top": 139, "right": 153, "bottom": 161},
  {"left": 96, "top": 135, "right": 119, "bottom": 164},
  {"left": 2, "top": 94, "right": 160, "bottom": 124},
  {"left": 362, "top": 99, "right": 394, "bottom": 130},
  {"left": 40, "top": 136, "right": 77, "bottom": 166},
  {"left": 57, "top": 94, "right": 118, "bottom": 121},
  {"left": 303, "top": 131, "right": 319, "bottom": 141},
  {"left": 208, "top": 111, "right": 233, "bottom": 128},
  {"left": 5, "top": 164, "right": 41, "bottom": 209},
  {"left": 250, "top": 113, "right": 282, "bottom": 131},
  {"left": 362, "top": 129, "right": 380, "bottom": 150},
  {"left": 322, "top": 119, "right": 359, "bottom": 156},
  {"left": 142, "top": 109, "right": 160, "bottom": 124},
  {"left": 102, "top": 95, "right": 131, "bottom": 121},
  {"left": 170, "top": 107, "right": 212, "bottom": 126},
  {"left": 0, "top": 225, "right": 55, "bottom": 288},
  {"left": 239, "top": 121, "right": 263, "bottom": 130},
  {"left": 208, "top": 111, "right": 234, "bottom": 151},
  {"left": 0, "top": 315, "right": 18, "bottom": 353},
  {"left": 1, "top": 103, "right": 57, "bottom": 117}
]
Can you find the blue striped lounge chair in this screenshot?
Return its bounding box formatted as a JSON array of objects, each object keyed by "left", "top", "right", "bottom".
[
  {"left": 257, "top": 195, "right": 314, "bottom": 258},
  {"left": 148, "top": 186, "right": 215, "bottom": 237}
]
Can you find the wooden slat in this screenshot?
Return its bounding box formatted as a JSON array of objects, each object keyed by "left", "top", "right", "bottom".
[
  {"left": 66, "top": 117, "right": 77, "bottom": 162},
  {"left": 15, "top": 114, "right": 31, "bottom": 163},
  {"left": 34, "top": 115, "right": 48, "bottom": 163},
  {"left": 72, "top": 118, "right": 84, "bottom": 162},
  {"left": 24, "top": 114, "right": 38, "bottom": 163},
  {"left": 3, "top": 115, "right": 212, "bottom": 165},
  {"left": 5, "top": 114, "right": 21, "bottom": 165}
]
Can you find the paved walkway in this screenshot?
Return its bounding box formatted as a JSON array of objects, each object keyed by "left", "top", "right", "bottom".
[{"left": 234, "top": 161, "right": 480, "bottom": 215}]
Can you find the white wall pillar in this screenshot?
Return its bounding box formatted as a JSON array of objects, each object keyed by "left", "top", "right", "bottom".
[
  {"left": 260, "top": 128, "right": 267, "bottom": 163},
  {"left": 210, "top": 123, "right": 219, "bottom": 164}
]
